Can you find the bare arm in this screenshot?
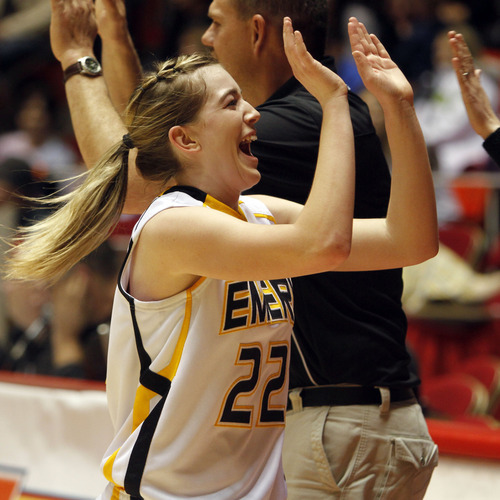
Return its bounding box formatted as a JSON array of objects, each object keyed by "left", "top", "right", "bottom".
[
  {"left": 130, "top": 18, "right": 355, "bottom": 300},
  {"left": 448, "top": 31, "right": 500, "bottom": 140},
  {"left": 334, "top": 18, "right": 438, "bottom": 271},
  {"left": 278, "top": 18, "right": 355, "bottom": 257},
  {"left": 96, "top": 0, "right": 142, "bottom": 114},
  {"left": 257, "top": 18, "right": 438, "bottom": 272},
  {"left": 50, "top": 0, "right": 161, "bottom": 214},
  {"left": 50, "top": 0, "right": 125, "bottom": 167}
]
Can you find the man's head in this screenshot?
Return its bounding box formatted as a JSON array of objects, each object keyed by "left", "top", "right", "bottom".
[
  {"left": 232, "top": 0, "right": 328, "bottom": 57},
  {"left": 202, "top": 0, "right": 328, "bottom": 106}
]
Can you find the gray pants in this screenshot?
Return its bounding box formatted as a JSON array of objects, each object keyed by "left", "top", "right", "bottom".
[{"left": 283, "top": 393, "right": 438, "bottom": 499}]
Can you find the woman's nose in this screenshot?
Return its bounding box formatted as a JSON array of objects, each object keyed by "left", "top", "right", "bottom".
[{"left": 245, "top": 104, "right": 260, "bottom": 125}]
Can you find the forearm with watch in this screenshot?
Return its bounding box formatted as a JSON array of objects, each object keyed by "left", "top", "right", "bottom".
[
  {"left": 61, "top": 56, "right": 157, "bottom": 214},
  {"left": 50, "top": 0, "right": 158, "bottom": 214},
  {"left": 61, "top": 53, "right": 128, "bottom": 169}
]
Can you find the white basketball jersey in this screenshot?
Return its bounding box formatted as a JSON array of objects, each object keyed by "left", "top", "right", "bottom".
[{"left": 98, "top": 187, "right": 294, "bottom": 500}]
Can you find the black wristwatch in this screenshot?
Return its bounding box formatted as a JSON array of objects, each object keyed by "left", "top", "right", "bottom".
[{"left": 63, "top": 56, "right": 103, "bottom": 83}]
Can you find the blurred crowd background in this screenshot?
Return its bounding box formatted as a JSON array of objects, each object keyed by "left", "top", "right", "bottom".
[{"left": 0, "top": 0, "right": 500, "bottom": 424}]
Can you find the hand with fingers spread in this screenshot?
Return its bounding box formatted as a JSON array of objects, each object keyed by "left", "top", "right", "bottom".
[
  {"left": 348, "top": 17, "right": 413, "bottom": 107},
  {"left": 448, "top": 30, "right": 500, "bottom": 140},
  {"left": 283, "top": 17, "right": 348, "bottom": 106}
]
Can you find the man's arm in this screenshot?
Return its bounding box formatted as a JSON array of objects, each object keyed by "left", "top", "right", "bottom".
[
  {"left": 50, "top": 0, "right": 125, "bottom": 166},
  {"left": 50, "top": 0, "right": 161, "bottom": 213},
  {"left": 96, "top": 0, "right": 143, "bottom": 115}
]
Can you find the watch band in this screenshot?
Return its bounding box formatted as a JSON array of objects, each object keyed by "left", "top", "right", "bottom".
[{"left": 63, "top": 57, "right": 103, "bottom": 83}]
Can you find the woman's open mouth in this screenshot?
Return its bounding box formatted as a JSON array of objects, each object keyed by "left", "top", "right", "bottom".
[{"left": 239, "top": 134, "right": 257, "bottom": 156}]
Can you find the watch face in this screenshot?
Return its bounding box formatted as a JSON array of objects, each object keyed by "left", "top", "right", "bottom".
[{"left": 82, "top": 57, "right": 102, "bottom": 74}]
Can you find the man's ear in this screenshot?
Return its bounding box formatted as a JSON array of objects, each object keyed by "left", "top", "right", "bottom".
[
  {"left": 168, "top": 125, "right": 201, "bottom": 154},
  {"left": 251, "top": 14, "right": 267, "bottom": 55}
]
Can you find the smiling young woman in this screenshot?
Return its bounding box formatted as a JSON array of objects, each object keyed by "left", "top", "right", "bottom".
[{"left": 5, "top": 8, "right": 438, "bottom": 499}]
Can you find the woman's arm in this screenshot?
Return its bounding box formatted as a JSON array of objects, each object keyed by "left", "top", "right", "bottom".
[
  {"left": 130, "top": 18, "right": 355, "bottom": 299},
  {"left": 257, "top": 18, "right": 438, "bottom": 273},
  {"left": 333, "top": 18, "right": 438, "bottom": 271}
]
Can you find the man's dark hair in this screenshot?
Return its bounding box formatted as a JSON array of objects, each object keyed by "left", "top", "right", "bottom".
[{"left": 234, "top": 0, "right": 328, "bottom": 58}]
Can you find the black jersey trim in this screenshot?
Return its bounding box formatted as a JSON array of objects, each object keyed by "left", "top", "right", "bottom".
[
  {"left": 163, "top": 185, "right": 208, "bottom": 202},
  {"left": 124, "top": 392, "right": 168, "bottom": 499},
  {"left": 117, "top": 240, "right": 172, "bottom": 395},
  {"left": 129, "top": 300, "right": 172, "bottom": 396},
  {"left": 117, "top": 238, "right": 172, "bottom": 497}
]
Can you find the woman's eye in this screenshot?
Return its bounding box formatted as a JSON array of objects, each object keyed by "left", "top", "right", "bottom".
[{"left": 226, "top": 99, "right": 237, "bottom": 108}]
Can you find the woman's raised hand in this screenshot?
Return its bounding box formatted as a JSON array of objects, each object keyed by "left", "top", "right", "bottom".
[
  {"left": 348, "top": 17, "right": 413, "bottom": 107},
  {"left": 283, "top": 17, "right": 348, "bottom": 106}
]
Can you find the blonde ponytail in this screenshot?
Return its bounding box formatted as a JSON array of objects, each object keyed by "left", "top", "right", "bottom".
[{"left": 5, "top": 52, "right": 218, "bottom": 283}]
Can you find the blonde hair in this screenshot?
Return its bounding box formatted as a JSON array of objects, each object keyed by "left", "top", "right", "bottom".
[{"left": 5, "top": 52, "right": 218, "bottom": 283}]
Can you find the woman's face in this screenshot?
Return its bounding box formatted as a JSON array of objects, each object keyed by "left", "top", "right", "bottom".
[{"left": 186, "top": 64, "right": 261, "bottom": 197}]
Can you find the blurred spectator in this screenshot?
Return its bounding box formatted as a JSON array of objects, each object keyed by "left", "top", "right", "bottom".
[
  {"left": 381, "top": 0, "right": 442, "bottom": 84},
  {"left": 327, "top": 1, "right": 383, "bottom": 92},
  {"left": 0, "top": 241, "right": 122, "bottom": 380},
  {"left": 0, "top": 157, "right": 57, "bottom": 228},
  {"left": 126, "top": 0, "right": 210, "bottom": 69},
  {"left": 0, "top": 83, "right": 81, "bottom": 183},
  {"left": 0, "top": 0, "right": 50, "bottom": 40},
  {"left": 449, "top": 0, "right": 500, "bottom": 49},
  {"left": 177, "top": 17, "right": 210, "bottom": 55},
  {"left": 161, "top": 0, "right": 210, "bottom": 56},
  {"left": 0, "top": 0, "right": 52, "bottom": 70},
  {"left": 403, "top": 243, "right": 500, "bottom": 318},
  {"left": 0, "top": 276, "right": 51, "bottom": 375}
]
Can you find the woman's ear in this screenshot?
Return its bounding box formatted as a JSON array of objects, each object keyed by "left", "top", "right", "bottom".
[{"left": 169, "top": 125, "right": 201, "bottom": 154}]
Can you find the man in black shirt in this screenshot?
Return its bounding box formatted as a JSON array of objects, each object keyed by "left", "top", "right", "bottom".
[{"left": 201, "top": 1, "right": 438, "bottom": 498}]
